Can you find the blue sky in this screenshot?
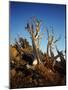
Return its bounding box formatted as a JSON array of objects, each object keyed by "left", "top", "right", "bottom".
[{"left": 9, "top": 1, "right": 66, "bottom": 53}]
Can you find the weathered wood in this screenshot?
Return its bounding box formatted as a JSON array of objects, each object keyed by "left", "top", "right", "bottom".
[
  {"left": 25, "top": 18, "right": 42, "bottom": 64},
  {"left": 35, "top": 64, "right": 63, "bottom": 85}
]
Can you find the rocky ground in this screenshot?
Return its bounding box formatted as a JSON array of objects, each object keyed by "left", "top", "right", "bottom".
[{"left": 10, "top": 58, "right": 66, "bottom": 89}]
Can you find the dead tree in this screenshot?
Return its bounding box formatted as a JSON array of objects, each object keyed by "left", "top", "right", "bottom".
[
  {"left": 46, "top": 29, "right": 54, "bottom": 57},
  {"left": 25, "top": 17, "right": 42, "bottom": 64},
  {"left": 56, "top": 46, "right": 65, "bottom": 59},
  {"left": 54, "top": 46, "right": 66, "bottom": 75},
  {"left": 46, "top": 28, "right": 61, "bottom": 67}
]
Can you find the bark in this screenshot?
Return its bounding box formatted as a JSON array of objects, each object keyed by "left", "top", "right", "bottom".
[
  {"left": 31, "top": 32, "right": 41, "bottom": 64},
  {"left": 26, "top": 21, "right": 41, "bottom": 64}
]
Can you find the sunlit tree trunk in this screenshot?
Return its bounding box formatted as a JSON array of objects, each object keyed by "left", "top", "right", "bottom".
[
  {"left": 31, "top": 33, "right": 41, "bottom": 64},
  {"left": 25, "top": 17, "right": 42, "bottom": 64}
]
